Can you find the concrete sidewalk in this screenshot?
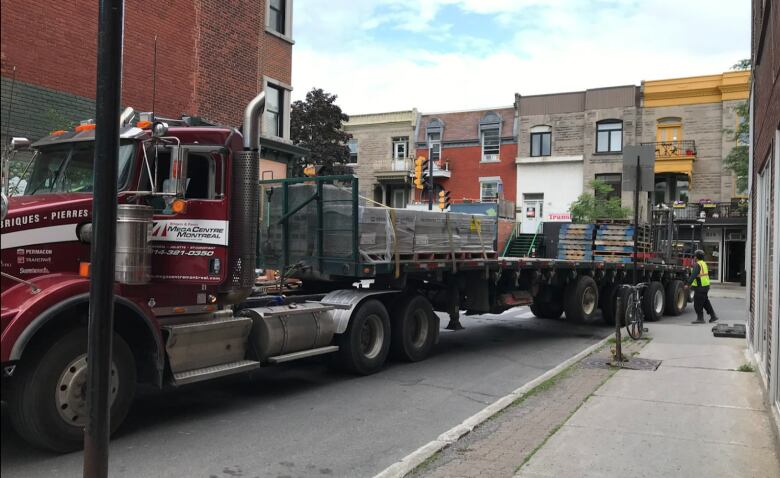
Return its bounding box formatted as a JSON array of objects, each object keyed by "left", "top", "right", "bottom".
[{"left": 516, "top": 317, "right": 780, "bottom": 478}]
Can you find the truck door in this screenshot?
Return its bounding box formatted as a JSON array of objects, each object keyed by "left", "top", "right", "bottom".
[{"left": 148, "top": 145, "right": 229, "bottom": 288}]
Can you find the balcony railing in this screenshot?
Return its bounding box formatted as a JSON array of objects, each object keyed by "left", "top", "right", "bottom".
[
  {"left": 656, "top": 200, "right": 748, "bottom": 220},
  {"left": 641, "top": 140, "right": 697, "bottom": 159}
]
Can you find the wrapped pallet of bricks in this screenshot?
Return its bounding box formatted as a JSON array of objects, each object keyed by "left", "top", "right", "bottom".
[
  {"left": 258, "top": 183, "right": 496, "bottom": 269},
  {"left": 557, "top": 224, "right": 595, "bottom": 260},
  {"left": 593, "top": 223, "right": 652, "bottom": 263}
]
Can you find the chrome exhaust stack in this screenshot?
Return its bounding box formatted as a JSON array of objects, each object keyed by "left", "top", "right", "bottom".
[{"left": 242, "top": 92, "right": 266, "bottom": 151}]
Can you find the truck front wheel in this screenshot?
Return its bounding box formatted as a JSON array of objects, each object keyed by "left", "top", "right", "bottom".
[
  {"left": 9, "top": 327, "right": 136, "bottom": 453},
  {"left": 335, "top": 299, "right": 391, "bottom": 375}
]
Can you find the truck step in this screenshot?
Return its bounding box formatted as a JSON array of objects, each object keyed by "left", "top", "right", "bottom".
[
  {"left": 267, "top": 345, "right": 339, "bottom": 364},
  {"left": 172, "top": 360, "right": 261, "bottom": 386},
  {"left": 163, "top": 316, "right": 253, "bottom": 375}
]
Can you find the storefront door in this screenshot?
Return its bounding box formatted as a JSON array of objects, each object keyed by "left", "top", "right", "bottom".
[{"left": 521, "top": 193, "right": 544, "bottom": 234}]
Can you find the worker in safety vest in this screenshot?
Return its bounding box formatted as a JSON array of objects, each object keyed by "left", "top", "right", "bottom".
[{"left": 690, "top": 249, "right": 719, "bottom": 324}]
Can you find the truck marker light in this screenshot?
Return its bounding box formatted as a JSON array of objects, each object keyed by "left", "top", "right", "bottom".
[
  {"left": 51, "top": 130, "right": 66, "bottom": 136},
  {"left": 173, "top": 307, "right": 186, "bottom": 314},
  {"left": 75, "top": 123, "right": 97, "bottom": 132},
  {"left": 136, "top": 120, "right": 152, "bottom": 128},
  {"left": 79, "top": 262, "right": 91, "bottom": 277},
  {"left": 171, "top": 199, "right": 187, "bottom": 214}
]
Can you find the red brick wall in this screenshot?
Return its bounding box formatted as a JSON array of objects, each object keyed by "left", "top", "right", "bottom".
[
  {"left": 0, "top": 0, "right": 291, "bottom": 127},
  {"left": 417, "top": 144, "right": 518, "bottom": 203}
]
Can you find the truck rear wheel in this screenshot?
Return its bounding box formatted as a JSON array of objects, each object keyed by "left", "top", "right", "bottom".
[
  {"left": 564, "top": 276, "right": 599, "bottom": 322},
  {"left": 8, "top": 327, "right": 136, "bottom": 453},
  {"left": 664, "top": 280, "right": 686, "bottom": 316},
  {"left": 335, "top": 299, "right": 391, "bottom": 375},
  {"left": 530, "top": 300, "right": 564, "bottom": 319},
  {"left": 642, "top": 281, "right": 665, "bottom": 322},
  {"left": 390, "top": 295, "right": 438, "bottom": 362}
]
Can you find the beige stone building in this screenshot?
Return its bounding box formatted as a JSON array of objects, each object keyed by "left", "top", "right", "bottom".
[{"left": 343, "top": 110, "right": 419, "bottom": 207}]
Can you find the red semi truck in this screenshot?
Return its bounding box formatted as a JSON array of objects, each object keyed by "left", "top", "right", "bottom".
[{"left": 0, "top": 93, "right": 691, "bottom": 452}]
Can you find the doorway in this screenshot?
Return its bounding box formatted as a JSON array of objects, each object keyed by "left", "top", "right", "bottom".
[
  {"left": 521, "top": 193, "right": 544, "bottom": 234},
  {"left": 724, "top": 228, "right": 746, "bottom": 284}
]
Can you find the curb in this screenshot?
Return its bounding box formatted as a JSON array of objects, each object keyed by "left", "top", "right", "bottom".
[{"left": 372, "top": 335, "right": 612, "bottom": 478}]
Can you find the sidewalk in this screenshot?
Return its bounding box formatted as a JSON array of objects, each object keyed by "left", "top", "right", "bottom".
[
  {"left": 516, "top": 318, "right": 780, "bottom": 478},
  {"left": 709, "top": 282, "right": 747, "bottom": 299}
]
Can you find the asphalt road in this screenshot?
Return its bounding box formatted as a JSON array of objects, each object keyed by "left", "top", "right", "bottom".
[{"left": 1, "top": 306, "right": 617, "bottom": 478}]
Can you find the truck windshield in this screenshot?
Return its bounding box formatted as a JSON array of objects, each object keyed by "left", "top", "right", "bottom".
[{"left": 20, "top": 141, "right": 135, "bottom": 195}]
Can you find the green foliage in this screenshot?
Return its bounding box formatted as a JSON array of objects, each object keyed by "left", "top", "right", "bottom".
[
  {"left": 731, "top": 59, "right": 751, "bottom": 71},
  {"left": 45, "top": 108, "right": 77, "bottom": 133},
  {"left": 737, "top": 363, "right": 755, "bottom": 373},
  {"left": 569, "top": 180, "right": 631, "bottom": 223},
  {"left": 290, "top": 88, "right": 352, "bottom": 176},
  {"left": 723, "top": 100, "right": 749, "bottom": 194}
]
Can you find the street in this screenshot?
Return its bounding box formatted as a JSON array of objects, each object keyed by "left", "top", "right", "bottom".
[{"left": 1, "top": 306, "right": 611, "bottom": 478}]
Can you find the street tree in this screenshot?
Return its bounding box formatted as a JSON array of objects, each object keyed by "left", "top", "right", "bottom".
[
  {"left": 569, "top": 179, "right": 631, "bottom": 223},
  {"left": 723, "top": 59, "right": 751, "bottom": 194},
  {"left": 290, "top": 88, "right": 352, "bottom": 176}
]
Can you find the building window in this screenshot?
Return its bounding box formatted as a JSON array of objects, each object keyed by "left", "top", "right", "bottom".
[
  {"left": 428, "top": 132, "right": 441, "bottom": 162},
  {"left": 596, "top": 120, "right": 622, "bottom": 153},
  {"left": 263, "top": 83, "right": 284, "bottom": 138},
  {"left": 347, "top": 139, "right": 358, "bottom": 163},
  {"left": 654, "top": 173, "right": 689, "bottom": 205},
  {"left": 530, "top": 125, "right": 551, "bottom": 157},
  {"left": 595, "top": 173, "right": 622, "bottom": 200},
  {"left": 480, "top": 178, "right": 501, "bottom": 202},
  {"left": 268, "top": 0, "right": 286, "bottom": 35},
  {"left": 481, "top": 128, "right": 500, "bottom": 161},
  {"left": 392, "top": 137, "right": 408, "bottom": 159}
]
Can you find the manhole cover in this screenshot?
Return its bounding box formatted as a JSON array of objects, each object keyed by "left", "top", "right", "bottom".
[{"left": 581, "top": 355, "right": 661, "bottom": 371}]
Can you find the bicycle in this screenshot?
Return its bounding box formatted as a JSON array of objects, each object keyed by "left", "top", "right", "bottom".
[{"left": 620, "top": 283, "right": 648, "bottom": 340}]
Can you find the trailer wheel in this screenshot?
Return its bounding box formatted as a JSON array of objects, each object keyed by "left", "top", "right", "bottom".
[
  {"left": 600, "top": 283, "right": 622, "bottom": 326},
  {"left": 390, "top": 295, "right": 438, "bottom": 362},
  {"left": 8, "top": 327, "right": 136, "bottom": 453},
  {"left": 336, "top": 299, "right": 391, "bottom": 375},
  {"left": 664, "top": 280, "right": 686, "bottom": 316},
  {"left": 642, "top": 281, "right": 665, "bottom": 322},
  {"left": 530, "top": 300, "right": 564, "bottom": 319},
  {"left": 564, "top": 276, "right": 599, "bottom": 322}
]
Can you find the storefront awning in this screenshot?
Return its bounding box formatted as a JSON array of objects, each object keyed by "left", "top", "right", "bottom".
[{"left": 655, "top": 158, "right": 694, "bottom": 179}]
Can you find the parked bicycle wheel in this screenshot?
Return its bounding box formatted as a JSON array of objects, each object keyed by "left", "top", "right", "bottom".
[{"left": 625, "top": 292, "right": 644, "bottom": 340}]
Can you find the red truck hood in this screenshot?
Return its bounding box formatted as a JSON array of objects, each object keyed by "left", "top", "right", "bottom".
[{"left": 3, "top": 194, "right": 92, "bottom": 232}]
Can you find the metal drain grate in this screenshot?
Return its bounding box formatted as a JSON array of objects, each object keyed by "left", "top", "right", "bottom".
[{"left": 581, "top": 355, "right": 661, "bottom": 371}]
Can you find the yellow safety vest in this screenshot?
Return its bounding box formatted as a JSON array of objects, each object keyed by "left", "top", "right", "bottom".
[{"left": 696, "top": 260, "right": 710, "bottom": 287}]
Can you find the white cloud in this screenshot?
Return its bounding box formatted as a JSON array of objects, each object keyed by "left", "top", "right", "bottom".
[{"left": 292, "top": 0, "right": 750, "bottom": 114}]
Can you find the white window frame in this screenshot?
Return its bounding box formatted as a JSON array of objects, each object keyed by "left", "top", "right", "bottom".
[
  {"left": 392, "top": 137, "right": 408, "bottom": 160},
  {"left": 266, "top": 0, "right": 294, "bottom": 43},
  {"left": 530, "top": 125, "right": 552, "bottom": 157},
  {"left": 262, "top": 77, "right": 292, "bottom": 140},
  {"left": 596, "top": 120, "right": 623, "bottom": 153},
  {"left": 428, "top": 132, "right": 441, "bottom": 162},
  {"left": 479, "top": 176, "right": 501, "bottom": 202},
  {"left": 481, "top": 127, "right": 500, "bottom": 162},
  {"left": 347, "top": 138, "right": 358, "bottom": 165}
]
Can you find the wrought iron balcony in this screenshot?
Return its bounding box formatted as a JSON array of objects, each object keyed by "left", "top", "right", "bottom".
[
  {"left": 642, "top": 140, "right": 697, "bottom": 159},
  {"left": 655, "top": 200, "right": 748, "bottom": 220}
]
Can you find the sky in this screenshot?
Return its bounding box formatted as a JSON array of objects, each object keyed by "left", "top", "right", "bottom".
[{"left": 291, "top": 0, "right": 750, "bottom": 115}]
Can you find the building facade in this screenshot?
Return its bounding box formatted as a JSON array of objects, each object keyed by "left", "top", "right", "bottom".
[
  {"left": 342, "top": 110, "right": 418, "bottom": 207},
  {"left": 515, "top": 86, "right": 640, "bottom": 233},
  {"left": 640, "top": 72, "right": 750, "bottom": 283},
  {"left": 415, "top": 107, "right": 517, "bottom": 208},
  {"left": 748, "top": 0, "right": 779, "bottom": 426},
  {"left": 0, "top": 0, "right": 301, "bottom": 176}
]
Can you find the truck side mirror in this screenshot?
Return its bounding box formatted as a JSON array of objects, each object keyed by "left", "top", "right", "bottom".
[
  {"left": 10, "top": 137, "right": 31, "bottom": 151},
  {"left": 162, "top": 145, "right": 187, "bottom": 212}
]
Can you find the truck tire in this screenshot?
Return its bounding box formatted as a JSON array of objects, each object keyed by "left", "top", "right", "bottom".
[
  {"left": 8, "top": 327, "right": 136, "bottom": 453},
  {"left": 335, "top": 299, "right": 391, "bottom": 375},
  {"left": 390, "top": 295, "right": 438, "bottom": 362},
  {"left": 564, "top": 276, "right": 599, "bottom": 322},
  {"left": 600, "top": 283, "right": 621, "bottom": 326},
  {"left": 530, "top": 300, "right": 564, "bottom": 319},
  {"left": 664, "top": 280, "right": 686, "bottom": 316},
  {"left": 642, "top": 281, "right": 665, "bottom": 322}
]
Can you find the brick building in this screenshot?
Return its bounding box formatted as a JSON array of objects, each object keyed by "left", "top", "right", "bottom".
[
  {"left": 514, "top": 86, "right": 640, "bottom": 233},
  {"left": 748, "top": 0, "right": 779, "bottom": 424},
  {"left": 0, "top": 0, "right": 302, "bottom": 176},
  {"left": 342, "top": 110, "right": 418, "bottom": 207},
  {"left": 415, "top": 107, "right": 517, "bottom": 210}
]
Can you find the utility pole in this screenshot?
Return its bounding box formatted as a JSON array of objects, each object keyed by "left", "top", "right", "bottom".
[
  {"left": 633, "top": 154, "right": 640, "bottom": 285},
  {"left": 83, "top": 1, "right": 124, "bottom": 477},
  {"left": 427, "top": 157, "right": 434, "bottom": 211}
]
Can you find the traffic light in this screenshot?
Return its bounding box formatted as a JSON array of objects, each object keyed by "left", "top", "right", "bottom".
[
  {"left": 438, "top": 190, "right": 451, "bottom": 210},
  {"left": 421, "top": 159, "right": 430, "bottom": 189},
  {"left": 414, "top": 157, "right": 424, "bottom": 189}
]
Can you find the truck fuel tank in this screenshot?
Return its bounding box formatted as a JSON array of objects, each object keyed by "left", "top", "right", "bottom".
[{"left": 241, "top": 302, "right": 336, "bottom": 362}]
